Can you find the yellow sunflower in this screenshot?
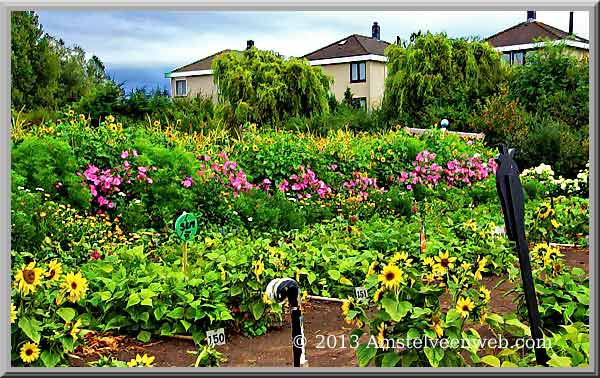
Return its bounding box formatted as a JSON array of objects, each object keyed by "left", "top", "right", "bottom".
[
  {"left": 45, "top": 260, "right": 63, "bottom": 282},
  {"left": 153, "top": 120, "right": 160, "bottom": 127},
  {"left": 433, "top": 251, "right": 457, "bottom": 273},
  {"left": 341, "top": 300, "right": 351, "bottom": 317},
  {"left": 430, "top": 315, "right": 444, "bottom": 338},
  {"left": 373, "top": 287, "right": 384, "bottom": 302},
  {"left": 242, "top": 145, "right": 249, "bottom": 152},
  {"left": 376, "top": 322, "right": 387, "bottom": 350},
  {"left": 128, "top": 353, "right": 155, "bottom": 367},
  {"left": 20, "top": 342, "right": 40, "bottom": 364},
  {"left": 551, "top": 219, "right": 561, "bottom": 229},
  {"left": 474, "top": 256, "right": 488, "bottom": 280},
  {"left": 62, "top": 272, "right": 88, "bottom": 303},
  {"left": 423, "top": 256, "right": 435, "bottom": 267},
  {"left": 68, "top": 110, "right": 75, "bottom": 116},
  {"left": 456, "top": 297, "right": 475, "bottom": 318},
  {"left": 479, "top": 286, "right": 491, "bottom": 303},
  {"left": 11, "top": 303, "right": 17, "bottom": 324},
  {"left": 70, "top": 319, "right": 82, "bottom": 342},
  {"left": 252, "top": 144, "right": 259, "bottom": 152},
  {"left": 253, "top": 259, "right": 264, "bottom": 281},
  {"left": 14, "top": 262, "right": 44, "bottom": 295},
  {"left": 378, "top": 264, "right": 403, "bottom": 290},
  {"left": 537, "top": 202, "right": 554, "bottom": 220},
  {"left": 367, "top": 261, "right": 379, "bottom": 277},
  {"left": 465, "top": 219, "right": 477, "bottom": 232}
]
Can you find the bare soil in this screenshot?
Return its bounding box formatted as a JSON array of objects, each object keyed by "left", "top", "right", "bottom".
[{"left": 70, "top": 246, "right": 589, "bottom": 367}]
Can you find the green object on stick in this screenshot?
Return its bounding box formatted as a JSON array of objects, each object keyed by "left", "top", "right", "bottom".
[{"left": 175, "top": 212, "right": 198, "bottom": 241}]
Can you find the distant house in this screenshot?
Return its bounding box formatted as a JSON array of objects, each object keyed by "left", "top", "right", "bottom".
[
  {"left": 164, "top": 42, "right": 251, "bottom": 100},
  {"left": 302, "top": 22, "right": 390, "bottom": 110},
  {"left": 486, "top": 11, "right": 589, "bottom": 65}
]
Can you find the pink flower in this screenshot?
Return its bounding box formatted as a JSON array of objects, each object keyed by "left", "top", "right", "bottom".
[
  {"left": 133, "top": 150, "right": 139, "bottom": 157},
  {"left": 120, "top": 150, "right": 129, "bottom": 159},
  {"left": 90, "top": 250, "right": 101, "bottom": 260},
  {"left": 182, "top": 176, "right": 193, "bottom": 188}
]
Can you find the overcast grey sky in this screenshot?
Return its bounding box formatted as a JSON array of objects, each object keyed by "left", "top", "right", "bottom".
[{"left": 35, "top": 10, "right": 590, "bottom": 93}]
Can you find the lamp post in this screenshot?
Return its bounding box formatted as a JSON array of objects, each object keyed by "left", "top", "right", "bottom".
[{"left": 440, "top": 118, "right": 449, "bottom": 132}]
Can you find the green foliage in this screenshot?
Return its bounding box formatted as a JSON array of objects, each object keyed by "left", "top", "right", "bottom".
[
  {"left": 383, "top": 32, "right": 507, "bottom": 128},
  {"left": 509, "top": 41, "right": 589, "bottom": 130},
  {"left": 212, "top": 48, "right": 332, "bottom": 127}
]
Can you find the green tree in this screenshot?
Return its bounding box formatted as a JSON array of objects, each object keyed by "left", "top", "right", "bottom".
[
  {"left": 212, "top": 47, "right": 332, "bottom": 127},
  {"left": 382, "top": 32, "right": 507, "bottom": 128}
]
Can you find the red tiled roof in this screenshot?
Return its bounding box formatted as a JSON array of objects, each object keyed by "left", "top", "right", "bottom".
[
  {"left": 302, "top": 34, "right": 390, "bottom": 61},
  {"left": 486, "top": 21, "right": 588, "bottom": 48}
]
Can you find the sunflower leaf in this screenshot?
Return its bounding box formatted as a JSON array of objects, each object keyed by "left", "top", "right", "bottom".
[
  {"left": 18, "top": 316, "right": 41, "bottom": 343},
  {"left": 56, "top": 308, "right": 76, "bottom": 323}
]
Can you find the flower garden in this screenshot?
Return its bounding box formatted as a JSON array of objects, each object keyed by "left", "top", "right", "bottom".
[{"left": 10, "top": 111, "right": 590, "bottom": 368}]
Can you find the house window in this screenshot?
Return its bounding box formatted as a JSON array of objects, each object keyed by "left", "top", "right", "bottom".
[
  {"left": 501, "top": 53, "right": 511, "bottom": 63},
  {"left": 351, "top": 97, "right": 367, "bottom": 110},
  {"left": 512, "top": 51, "right": 525, "bottom": 65},
  {"left": 175, "top": 80, "right": 187, "bottom": 96},
  {"left": 350, "top": 62, "right": 366, "bottom": 83}
]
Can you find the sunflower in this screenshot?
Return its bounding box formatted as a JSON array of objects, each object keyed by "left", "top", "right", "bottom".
[
  {"left": 474, "top": 256, "right": 488, "bottom": 280},
  {"left": 68, "top": 110, "right": 75, "bottom": 116},
  {"left": 242, "top": 145, "right": 249, "bottom": 152},
  {"left": 537, "top": 202, "right": 554, "bottom": 220},
  {"left": 456, "top": 297, "right": 474, "bottom": 318},
  {"left": 423, "top": 256, "right": 435, "bottom": 267},
  {"left": 479, "top": 286, "right": 491, "bottom": 303},
  {"left": 480, "top": 308, "right": 487, "bottom": 325},
  {"left": 252, "top": 144, "right": 259, "bottom": 152},
  {"left": 460, "top": 262, "right": 473, "bottom": 272},
  {"left": 465, "top": 219, "right": 477, "bottom": 232},
  {"left": 531, "top": 243, "right": 551, "bottom": 262},
  {"left": 20, "top": 342, "right": 40, "bottom": 364},
  {"left": 433, "top": 251, "right": 457, "bottom": 273},
  {"left": 78, "top": 114, "right": 86, "bottom": 121},
  {"left": 153, "top": 120, "right": 160, "bottom": 127},
  {"left": 10, "top": 303, "right": 17, "bottom": 324},
  {"left": 62, "top": 272, "right": 88, "bottom": 303},
  {"left": 551, "top": 219, "right": 561, "bottom": 229},
  {"left": 341, "top": 300, "right": 351, "bottom": 317},
  {"left": 253, "top": 259, "right": 264, "bottom": 281},
  {"left": 45, "top": 260, "right": 63, "bottom": 282},
  {"left": 373, "top": 287, "right": 384, "bottom": 302},
  {"left": 390, "top": 252, "right": 412, "bottom": 266},
  {"left": 430, "top": 315, "right": 444, "bottom": 338},
  {"left": 70, "top": 319, "right": 82, "bottom": 341},
  {"left": 378, "top": 264, "right": 403, "bottom": 290},
  {"left": 367, "top": 261, "right": 379, "bottom": 277},
  {"left": 106, "top": 114, "right": 115, "bottom": 123},
  {"left": 128, "top": 353, "right": 155, "bottom": 367},
  {"left": 14, "top": 262, "right": 44, "bottom": 295},
  {"left": 379, "top": 156, "right": 386, "bottom": 163},
  {"left": 376, "top": 323, "right": 387, "bottom": 350}
]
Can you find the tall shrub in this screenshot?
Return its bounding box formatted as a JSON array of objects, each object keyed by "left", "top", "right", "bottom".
[
  {"left": 382, "top": 32, "right": 507, "bottom": 128},
  {"left": 212, "top": 48, "right": 332, "bottom": 126}
]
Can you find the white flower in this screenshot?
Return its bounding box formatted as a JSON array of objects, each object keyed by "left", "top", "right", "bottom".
[
  {"left": 118, "top": 192, "right": 126, "bottom": 197},
  {"left": 17, "top": 186, "right": 24, "bottom": 190},
  {"left": 35, "top": 187, "right": 44, "bottom": 192},
  {"left": 232, "top": 211, "right": 238, "bottom": 216},
  {"left": 134, "top": 199, "right": 141, "bottom": 204},
  {"left": 247, "top": 217, "right": 253, "bottom": 222}
]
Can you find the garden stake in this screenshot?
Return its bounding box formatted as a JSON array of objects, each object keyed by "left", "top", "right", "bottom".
[
  {"left": 495, "top": 145, "right": 549, "bottom": 366},
  {"left": 266, "top": 278, "right": 307, "bottom": 367},
  {"left": 174, "top": 212, "right": 198, "bottom": 276}
]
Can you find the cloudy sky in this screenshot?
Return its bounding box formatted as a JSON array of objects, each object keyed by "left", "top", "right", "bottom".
[{"left": 36, "top": 10, "right": 590, "bottom": 94}]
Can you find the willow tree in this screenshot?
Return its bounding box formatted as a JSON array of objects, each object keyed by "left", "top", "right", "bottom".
[
  {"left": 382, "top": 32, "right": 507, "bottom": 128},
  {"left": 212, "top": 48, "right": 332, "bottom": 127}
]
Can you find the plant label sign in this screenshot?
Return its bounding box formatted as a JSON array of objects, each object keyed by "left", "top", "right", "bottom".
[
  {"left": 354, "top": 287, "right": 368, "bottom": 301},
  {"left": 206, "top": 328, "right": 226, "bottom": 346},
  {"left": 175, "top": 212, "right": 198, "bottom": 241}
]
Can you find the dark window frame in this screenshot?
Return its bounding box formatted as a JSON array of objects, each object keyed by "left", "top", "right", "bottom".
[
  {"left": 351, "top": 97, "right": 367, "bottom": 110},
  {"left": 350, "top": 61, "right": 366, "bottom": 83},
  {"left": 175, "top": 79, "right": 187, "bottom": 96}
]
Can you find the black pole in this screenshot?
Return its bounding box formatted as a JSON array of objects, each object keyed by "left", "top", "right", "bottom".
[
  {"left": 495, "top": 145, "right": 549, "bottom": 366},
  {"left": 266, "top": 278, "right": 305, "bottom": 367}
]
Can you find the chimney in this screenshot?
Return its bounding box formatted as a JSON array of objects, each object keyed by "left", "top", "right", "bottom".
[
  {"left": 372, "top": 22, "right": 380, "bottom": 40},
  {"left": 246, "top": 40, "right": 254, "bottom": 50},
  {"left": 527, "top": 10, "right": 536, "bottom": 22},
  {"left": 569, "top": 11, "right": 574, "bottom": 34}
]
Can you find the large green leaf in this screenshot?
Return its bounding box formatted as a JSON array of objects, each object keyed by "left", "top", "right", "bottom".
[
  {"left": 381, "top": 352, "right": 401, "bottom": 367},
  {"left": 56, "top": 308, "right": 76, "bottom": 323},
  {"left": 137, "top": 330, "right": 152, "bottom": 343},
  {"left": 356, "top": 344, "right": 377, "bottom": 367},
  {"left": 381, "top": 298, "right": 412, "bottom": 322},
  {"left": 18, "top": 316, "right": 41, "bottom": 343},
  {"left": 250, "top": 302, "right": 265, "bottom": 320}
]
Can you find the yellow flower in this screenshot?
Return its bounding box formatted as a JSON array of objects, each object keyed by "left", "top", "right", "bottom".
[
  {"left": 79, "top": 114, "right": 86, "bottom": 120},
  {"left": 480, "top": 309, "right": 487, "bottom": 325},
  {"left": 367, "top": 261, "right": 379, "bottom": 276},
  {"left": 390, "top": 252, "right": 412, "bottom": 266},
  {"left": 242, "top": 145, "right": 249, "bottom": 152},
  {"left": 219, "top": 265, "right": 226, "bottom": 281},
  {"left": 20, "top": 342, "right": 40, "bottom": 364},
  {"left": 479, "top": 286, "right": 491, "bottom": 303},
  {"left": 551, "top": 219, "right": 561, "bottom": 229},
  {"left": 262, "top": 292, "right": 271, "bottom": 304},
  {"left": 253, "top": 259, "right": 264, "bottom": 281},
  {"left": 431, "top": 316, "right": 444, "bottom": 338},
  {"left": 341, "top": 300, "right": 351, "bottom": 317},
  {"left": 461, "top": 262, "right": 472, "bottom": 271},
  {"left": 10, "top": 303, "right": 17, "bottom": 324},
  {"left": 456, "top": 297, "right": 475, "bottom": 318},
  {"left": 70, "top": 319, "right": 82, "bottom": 341},
  {"left": 128, "top": 353, "right": 155, "bottom": 367},
  {"left": 433, "top": 251, "right": 457, "bottom": 273},
  {"left": 45, "top": 260, "right": 63, "bottom": 282},
  {"left": 379, "top": 156, "right": 386, "bottom": 163},
  {"left": 465, "top": 219, "right": 477, "bottom": 232},
  {"left": 106, "top": 114, "right": 115, "bottom": 123},
  {"left": 537, "top": 202, "right": 554, "bottom": 220},
  {"left": 376, "top": 323, "right": 387, "bottom": 350},
  {"left": 373, "top": 287, "right": 384, "bottom": 302},
  {"left": 62, "top": 272, "right": 88, "bottom": 303},
  {"left": 252, "top": 144, "right": 259, "bottom": 152},
  {"left": 423, "top": 256, "right": 435, "bottom": 267},
  {"left": 378, "top": 264, "right": 403, "bottom": 290},
  {"left": 68, "top": 110, "right": 75, "bottom": 116},
  {"left": 475, "top": 256, "right": 488, "bottom": 280},
  {"left": 153, "top": 120, "right": 160, "bottom": 127},
  {"left": 14, "top": 262, "right": 44, "bottom": 295}
]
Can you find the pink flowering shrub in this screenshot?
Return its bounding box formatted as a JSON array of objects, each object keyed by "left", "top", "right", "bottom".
[
  {"left": 278, "top": 165, "right": 332, "bottom": 200},
  {"left": 80, "top": 149, "right": 154, "bottom": 211},
  {"left": 342, "top": 172, "right": 384, "bottom": 201},
  {"left": 196, "top": 152, "right": 256, "bottom": 196},
  {"left": 397, "top": 150, "right": 496, "bottom": 190}
]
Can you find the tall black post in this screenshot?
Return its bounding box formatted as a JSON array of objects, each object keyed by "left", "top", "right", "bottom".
[
  {"left": 266, "top": 278, "right": 306, "bottom": 367},
  {"left": 495, "top": 145, "right": 549, "bottom": 366}
]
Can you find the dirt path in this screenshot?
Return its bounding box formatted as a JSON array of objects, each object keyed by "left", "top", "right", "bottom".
[{"left": 70, "top": 247, "right": 589, "bottom": 367}]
